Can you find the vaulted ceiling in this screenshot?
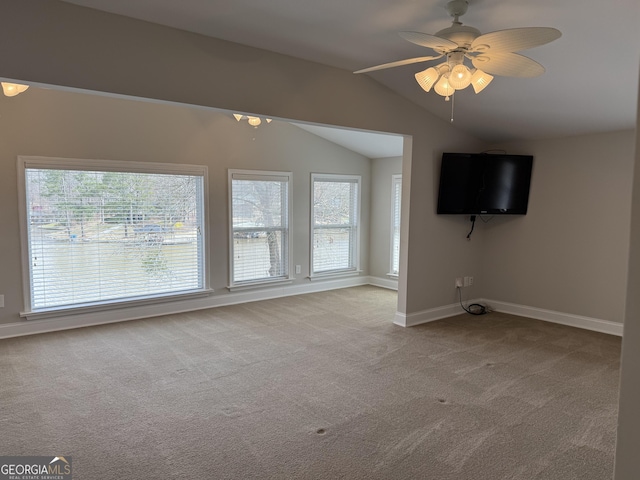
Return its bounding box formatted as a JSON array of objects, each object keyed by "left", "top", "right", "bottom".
[{"left": 61, "top": 0, "right": 639, "bottom": 143}]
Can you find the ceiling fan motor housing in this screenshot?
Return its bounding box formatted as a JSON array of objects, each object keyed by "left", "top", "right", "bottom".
[{"left": 435, "top": 24, "right": 481, "bottom": 49}]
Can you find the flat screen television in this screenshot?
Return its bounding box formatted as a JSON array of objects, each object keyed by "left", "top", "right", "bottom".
[{"left": 437, "top": 152, "right": 533, "bottom": 215}]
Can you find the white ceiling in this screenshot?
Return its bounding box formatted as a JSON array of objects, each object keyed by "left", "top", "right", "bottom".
[
  {"left": 61, "top": 0, "right": 639, "bottom": 145},
  {"left": 293, "top": 123, "right": 404, "bottom": 159}
]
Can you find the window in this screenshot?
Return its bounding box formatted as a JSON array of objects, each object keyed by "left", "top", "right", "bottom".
[
  {"left": 390, "top": 174, "right": 402, "bottom": 276},
  {"left": 19, "top": 157, "right": 208, "bottom": 314},
  {"left": 229, "top": 170, "right": 291, "bottom": 286},
  {"left": 311, "top": 174, "right": 361, "bottom": 275}
]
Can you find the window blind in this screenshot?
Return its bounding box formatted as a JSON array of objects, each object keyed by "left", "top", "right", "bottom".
[
  {"left": 391, "top": 175, "right": 402, "bottom": 275},
  {"left": 24, "top": 165, "right": 205, "bottom": 311},
  {"left": 312, "top": 174, "right": 360, "bottom": 274},
  {"left": 230, "top": 171, "right": 290, "bottom": 284}
]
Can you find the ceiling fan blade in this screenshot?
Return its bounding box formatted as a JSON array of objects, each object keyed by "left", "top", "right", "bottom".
[
  {"left": 471, "top": 27, "right": 561, "bottom": 53},
  {"left": 354, "top": 55, "right": 443, "bottom": 74},
  {"left": 471, "top": 52, "right": 545, "bottom": 77},
  {"left": 399, "top": 32, "right": 458, "bottom": 52}
]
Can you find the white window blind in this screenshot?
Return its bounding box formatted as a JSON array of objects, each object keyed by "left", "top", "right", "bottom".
[
  {"left": 21, "top": 158, "right": 206, "bottom": 312},
  {"left": 311, "top": 174, "right": 360, "bottom": 275},
  {"left": 229, "top": 170, "right": 291, "bottom": 285},
  {"left": 391, "top": 175, "right": 402, "bottom": 275}
]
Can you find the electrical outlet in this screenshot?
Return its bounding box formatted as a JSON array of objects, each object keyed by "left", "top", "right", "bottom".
[
  {"left": 0, "top": 295, "right": 4, "bottom": 308},
  {"left": 464, "top": 276, "right": 470, "bottom": 287},
  {"left": 468, "top": 276, "right": 474, "bottom": 286},
  {"left": 455, "top": 277, "right": 463, "bottom": 288},
  {"left": 295, "top": 265, "right": 301, "bottom": 274}
]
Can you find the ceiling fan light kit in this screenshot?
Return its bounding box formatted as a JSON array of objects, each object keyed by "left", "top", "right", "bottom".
[
  {"left": 434, "top": 73, "right": 455, "bottom": 99},
  {"left": 470, "top": 69, "right": 494, "bottom": 94},
  {"left": 356, "top": 0, "right": 561, "bottom": 103},
  {"left": 449, "top": 63, "right": 472, "bottom": 89},
  {"left": 414, "top": 66, "right": 440, "bottom": 92}
]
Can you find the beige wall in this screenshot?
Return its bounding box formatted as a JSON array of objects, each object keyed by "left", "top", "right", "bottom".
[
  {"left": 370, "top": 157, "right": 402, "bottom": 280},
  {"left": 1, "top": 1, "right": 631, "bottom": 330},
  {"left": 0, "top": 0, "right": 486, "bottom": 320},
  {"left": 0, "top": 87, "right": 382, "bottom": 325},
  {"left": 2, "top": 0, "right": 638, "bottom": 469},
  {"left": 614, "top": 76, "right": 640, "bottom": 480},
  {"left": 484, "top": 131, "right": 636, "bottom": 323}
]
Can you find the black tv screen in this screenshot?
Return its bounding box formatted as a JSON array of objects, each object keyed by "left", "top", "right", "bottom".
[{"left": 437, "top": 153, "right": 533, "bottom": 215}]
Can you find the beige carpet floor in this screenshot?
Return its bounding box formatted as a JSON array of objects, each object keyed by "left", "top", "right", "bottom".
[{"left": 0, "top": 286, "right": 621, "bottom": 479}]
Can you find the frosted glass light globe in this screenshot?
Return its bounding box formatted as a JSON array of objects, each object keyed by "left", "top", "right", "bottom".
[
  {"left": 414, "top": 67, "right": 439, "bottom": 92},
  {"left": 448, "top": 64, "right": 472, "bottom": 90},
  {"left": 470, "top": 69, "right": 494, "bottom": 93},
  {"left": 434, "top": 74, "right": 454, "bottom": 99}
]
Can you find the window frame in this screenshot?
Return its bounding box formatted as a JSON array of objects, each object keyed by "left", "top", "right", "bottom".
[
  {"left": 17, "top": 156, "right": 211, "bottom": 319},
  {"left": 389, "top": 174, "right": 402, "bottom": 277},
  {"left": 228, "top": 169, "right": 292, "bottom": 289},
  {"left": 310, "top": 173, "right": 361, "bottom": 277}
]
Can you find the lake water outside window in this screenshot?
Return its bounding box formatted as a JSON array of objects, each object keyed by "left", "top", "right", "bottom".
[{"left": 20, "top": 158, "right": 207, "bottom": 312}]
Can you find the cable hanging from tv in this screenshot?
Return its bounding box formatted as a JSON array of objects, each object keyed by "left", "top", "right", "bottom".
[{"left": 466, "top": 215, "right": 476, "bottom": 239}]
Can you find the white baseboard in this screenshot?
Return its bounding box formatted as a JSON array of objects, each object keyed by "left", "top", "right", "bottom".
[
  {"left": 483, "top": 299, "right": 623, "bottom": 337},
  {"left": 367, "top": 276, "right": 398, "bottom": 291},
  {"left": 394, "top": 300, "right": 474, "bottom": 327},
  {"left": 0, "top": 276, "right": 372, "bottom": 339},
  {"left": 393, "top": 297, "right": 623, "bottom": 337},
  {"left": 0, "top": 284, "right": 623, "bottom": 339}
]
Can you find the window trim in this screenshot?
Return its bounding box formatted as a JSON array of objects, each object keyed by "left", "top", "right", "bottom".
[
  {"left": 389, "top": 174, "right": 402, "bottom": 277},
  {"left": 228, "top": 169, "right": 293, "bottom": 288},
  {"left": 17, "top": 156, "right": 211, "bottom": 317},
  {"left": 310, "top": 173, "right": 361, "bottom": 278}
]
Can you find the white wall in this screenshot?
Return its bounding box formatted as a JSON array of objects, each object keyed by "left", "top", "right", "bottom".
[
  {"left": 0, "top": 0, "right": 487, "bottom": 324},
  {"left": 0, "top": 87, "right": 377, "bottom": 326},
  {"left": 485, "top": 131, "right": 636, "bottom": 324},
  {"left": 370, "top": 156, "right": 402, "bottom": 281}
]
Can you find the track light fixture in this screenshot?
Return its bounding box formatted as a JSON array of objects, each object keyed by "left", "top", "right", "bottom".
[{"left": 233, "top": 114, "right": 273, "bottom": 128}]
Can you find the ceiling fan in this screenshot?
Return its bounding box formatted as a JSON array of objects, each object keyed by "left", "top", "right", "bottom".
[{"left": 355, "top": 0, "right": 561, "bottom": 100}]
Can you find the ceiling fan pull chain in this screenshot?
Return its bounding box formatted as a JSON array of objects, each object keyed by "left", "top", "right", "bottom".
[{"left": 450, "top": 93, "right": 455, "bottom": 123}]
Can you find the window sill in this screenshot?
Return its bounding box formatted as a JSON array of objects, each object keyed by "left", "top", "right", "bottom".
[
  {"left": 21, "top": 288, "right": 214, "bottom": 321},
  {"left": 308, "top": 270, "right": 362, "bottom": 281},
  {"left": 227, "top": 278, "right": 294, "bottom": 292},
  {"left": 386, "top": 273, "right": 399, "bottom": 279}
]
